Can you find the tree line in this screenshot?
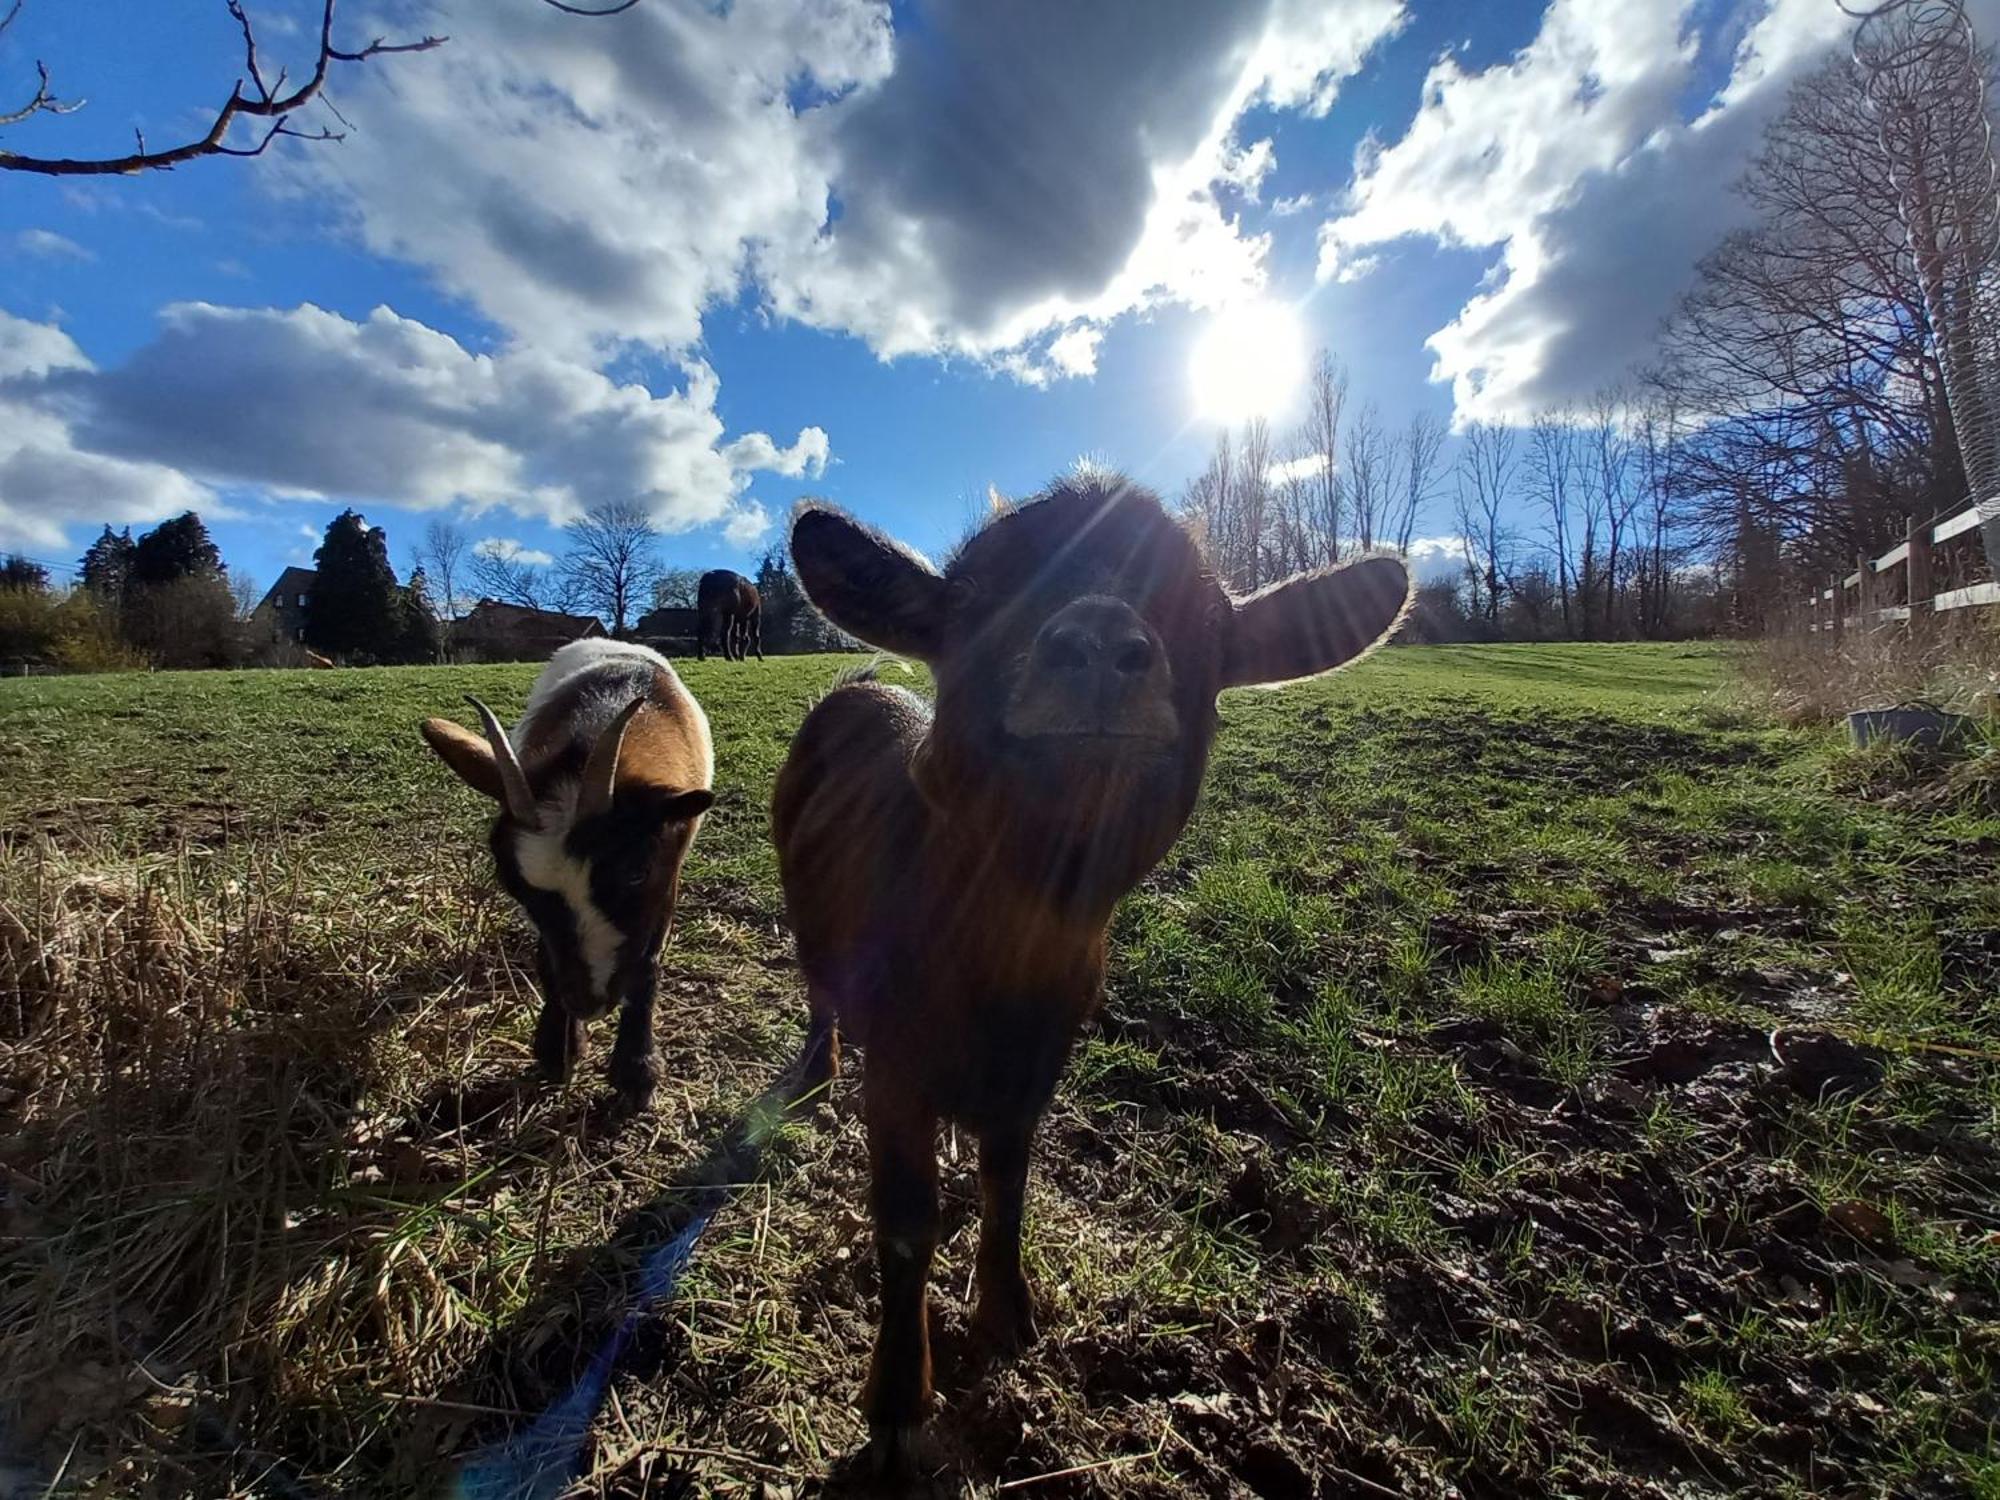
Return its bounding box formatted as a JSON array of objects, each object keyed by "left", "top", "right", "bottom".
[
  {"left": 1179, "top": 357, "right": 1722, "bottom": 644},
  {"left": 0, "top": 497, "right": 845, "bottom": 672}
]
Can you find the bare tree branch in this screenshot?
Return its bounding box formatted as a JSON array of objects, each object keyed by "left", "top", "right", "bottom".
[
  {"left": 0, "top": 1, "right": 83, "bottom": 128},
  {"left": 0, "top": 0, "right": 446, "bottom": 176}
]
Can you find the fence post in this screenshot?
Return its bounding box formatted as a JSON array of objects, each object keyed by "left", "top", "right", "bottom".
[
  {"left": 1907, "top": 511, "right": 1933, "bottom": 625},
  {"left": 1830, "top": 573, "right": 1844, "bottom": 642},
  {"left": 1855, "top": 550, "right": 1873, "bottom": 629}
]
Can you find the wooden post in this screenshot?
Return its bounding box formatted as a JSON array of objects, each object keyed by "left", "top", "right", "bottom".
[
  {"left": 1855, "top": 551, "right": 1873, "bottom": 629},
  {"left": 1830, "top": 573, "right": 1845, "bottom": 642},
  {"left": 1908, "top": 511, "right": 1933, "bottom": 626}
]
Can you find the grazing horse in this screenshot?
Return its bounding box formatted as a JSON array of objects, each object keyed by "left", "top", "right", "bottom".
[
  {"left": 697, "top": 570, "right": 762, "bottom": 662},
  {"left": 420, "top": 640, "right": 715, "bottom": 1109},
  {"left": 771, "top": 471, "right": 1413, "bottom": 1474}
]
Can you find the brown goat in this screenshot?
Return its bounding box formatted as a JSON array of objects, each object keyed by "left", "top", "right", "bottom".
[
  {"left": 697, "top": 569, "right": 762, "bottom": 661},
  {"left": 772, "top": 473, "right": 1412, "bottom": 1473},
  {"left": 421, "top": 640, "right": 714, "bottom": 1108}
]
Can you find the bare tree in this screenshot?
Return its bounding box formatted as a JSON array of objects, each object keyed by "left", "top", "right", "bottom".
[
  {"left": 1271, "top": 437, "right": 1315, "bottom": 577},
  {"left": 1300, "top": 350, "right": 1348, "bottom": 564},
  {"left": 416, "top": 519, "right": 470, "bottom": 623},
  {"left": 1632, "top": 399, "right": 1685, "bottom": 638},
  {"left": 1584, "top": 389, "right": 1637, "bottom": 638},
  {"left": 559, "top": 500, "right": 661, "bottom": 633},
  {"left": 1394, "top": 409, "right": 1446, "bottom": 554},
  {"left": 228, "top": 569, "right": 260, "bottom": 621},
  {"left": 1652, "top": 50, "right": 1964, "bottom": 612},
  {"left": 469, "top": 541, "right": 551, "bottom": 610},
  {"left": 0, "top": 1, "right": 446, "bottom": 176},
  {"left": 1181, "top": 428, "right": 1244, "bottom": 588},
  {"left": 1455, "top": 420, "right": 1517, "bottom": 627},
  {"left": 1238, "top": 417, "right": 1274, "bottom": 590},
  {"left": 652, "top": 568, "right": 704, "bottom": 610},
  {"left": 1526, "top": 408, "right": 1579, "bottom": 636},
  {"left": 1343, "top": 402, "right": 1402, "bottom": 553}
]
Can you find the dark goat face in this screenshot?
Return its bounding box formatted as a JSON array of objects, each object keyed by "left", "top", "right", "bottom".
[
  {"left": 489, "top": 792, "right": 708, "bottom": 1020},
  {"left": 791, "top": 474, "right": 1412, "bottom": 880}
]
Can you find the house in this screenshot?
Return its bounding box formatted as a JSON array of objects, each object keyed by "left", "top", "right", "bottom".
[
  {"left": 632, "top": 604, "right": 698, "bottom": 653},
  {"left": 455, "top": 599, "right": 606, "bottom": 662},
  {"left": 251, "top": 567, "right": 317, "bottom": 648}
]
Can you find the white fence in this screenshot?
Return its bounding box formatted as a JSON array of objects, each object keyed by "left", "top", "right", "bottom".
[{"left": 1802, "top": 501, "right": 1999, "bottom": 635}]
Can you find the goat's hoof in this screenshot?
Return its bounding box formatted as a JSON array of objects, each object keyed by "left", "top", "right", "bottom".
[
  {"left": 973, "top": 1286, "right": 1040, "bottom": 1358},
  {"left": 607, "top": 1050, "right": 660, "bottom": 1112},
  {"left": 863, "top": 1423, "right": 922, "bottom": 1485}
]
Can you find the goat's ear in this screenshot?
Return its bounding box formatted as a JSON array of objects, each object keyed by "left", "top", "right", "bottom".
[
  {"left": 420, "top": 717, "right": 505, "bottom": 801},
  {"left": 1222, "top": 553, "right": 1413, "bottom": 688},
  {"left": 791, "top": 502, "right": 948, "bottom": 658},
  {"left": 662, "top": 788, "right": 716, "bottom": 823}
]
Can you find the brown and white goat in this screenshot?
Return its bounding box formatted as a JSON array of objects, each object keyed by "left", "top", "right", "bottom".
[
  {"left": 772, "top": 472, "right": 1413, "bottom": 1473},
  {"left": 421, "top": 640, "right": 715, "bottom": 1109}
]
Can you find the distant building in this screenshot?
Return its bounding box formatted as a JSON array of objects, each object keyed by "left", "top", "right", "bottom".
[
  {"left": 456, "top": 599, "right": 606, "bottom": 662},
  {"left": 251, "top": 567, "right": 317, "bottom": 650},
  {"left": 632, "top": 604, "right": 698, "bottom": 654}
]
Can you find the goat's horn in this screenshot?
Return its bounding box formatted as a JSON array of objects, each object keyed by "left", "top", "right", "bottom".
[
  {"left": 577, "top": 694, "right": 647, "bottom": 824},
  {"left": 465, "top": 696, "right": 538, "bottom": 827}
]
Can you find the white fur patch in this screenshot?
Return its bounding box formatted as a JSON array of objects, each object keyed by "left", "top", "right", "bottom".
[
  {"left": 513, "top": 793, "right": 621, "bottom": 1000},
  {"left": 517, "top": 639, "right": 677, "bottom": 735}
]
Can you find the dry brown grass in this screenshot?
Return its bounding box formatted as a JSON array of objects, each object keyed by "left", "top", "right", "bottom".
[{"left": 1746, "top": 614, "right": 2000, "bottom": 726}]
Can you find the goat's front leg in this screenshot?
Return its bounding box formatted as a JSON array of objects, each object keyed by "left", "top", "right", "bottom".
[
  {"left": 974, "top": 1116, "right": 1040, "bottom": 1355},
  {"left": 532, "top": 997, "right": 585, "bottom": 1084},
  {"left": 862, "top": 1073, "right": 939, "bottom": 1478},
  {"left": 606, "top": 969, "right": 660, "bottom": 1111},
  {"left": 792, "top": 984, "right": 840, "bottom": 1103}
]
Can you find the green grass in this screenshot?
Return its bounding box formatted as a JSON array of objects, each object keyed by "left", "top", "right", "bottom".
[{"left": 2, "top": 639, "right": 1996, "bottom": 1498}]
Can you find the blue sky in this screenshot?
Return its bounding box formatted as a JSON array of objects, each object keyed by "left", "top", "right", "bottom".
[{"left": 0, "top": 0, "right": 1873, "bottom": 609}]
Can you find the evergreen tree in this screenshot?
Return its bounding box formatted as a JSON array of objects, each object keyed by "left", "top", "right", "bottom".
[
  {"left": 309, "top": 510, "right": 404, "bottom": 663},
  {"left": 121, "top": 514, "right": 238, "bottom": 667},
  {"left": 79, "top": 526, "right": 136, "bottom": 600},
  {"left": 0, "top": 555, "right": 50, "bottom": 592},
  {"left": 397, "top": 567, "right": 442, "bottom": 663},
  {"left": 131, "top": 512, "right": 223, "bottom": 586}
]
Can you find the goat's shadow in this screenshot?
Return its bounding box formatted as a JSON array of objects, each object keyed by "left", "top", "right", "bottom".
[
  {"left": 419, "top": 1049, "right": 986, "bottom": 1500},
  {"left": 425, "top": 1066, "right": 801, "bottom": 1499}
]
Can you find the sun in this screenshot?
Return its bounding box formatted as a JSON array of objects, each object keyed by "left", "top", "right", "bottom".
[{"left": 1188, "top": 299, "right": 1308, "bottom": 425}]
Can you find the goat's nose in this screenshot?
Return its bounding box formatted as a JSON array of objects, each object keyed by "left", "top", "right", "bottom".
[{"left": 1030, "top": 596, "right": 1158, "bottom": 680}]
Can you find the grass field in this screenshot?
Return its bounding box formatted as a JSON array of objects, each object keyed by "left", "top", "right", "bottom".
[{"left": 1, "top": 642, "right": 1996, "bottom": 1498}]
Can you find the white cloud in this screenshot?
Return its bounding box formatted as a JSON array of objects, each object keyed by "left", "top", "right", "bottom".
[
  {"left": 1403, "top": 533, "right": 1471, "bottom": 584},
  {"left": 473, "top": 537, "right": 556, "bottom": 567},
  {"left": 0, "top": 312, "right": 208, "bottom": 553},
  {"left": 4, "top": 303, "right": 824, "bottom": 549},
  {"left": 1270, "top": 192, "right": 1315, "bottom": 217},
  {"left": 1267, "top": 452, "right": 1329, "bottom": 485},
  {"left": 723, "top": 503, "right": 772, "bottom": 549},
  {"left": 1317, "top": 0, "right": 1857, "bottom": 423},
  {"left": 14, "top": 229, "right": 95, "bottom": 262},
  {"left": 289, "top": 0, "right": 1406, "bottom": 376}
]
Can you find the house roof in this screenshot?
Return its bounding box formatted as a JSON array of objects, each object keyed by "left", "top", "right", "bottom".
[
  {"left": 253, "top": 566, "right": 317, "bottom": 613},
  {"left": 460, "top": 599, "right": 606, "bottom": 636}
]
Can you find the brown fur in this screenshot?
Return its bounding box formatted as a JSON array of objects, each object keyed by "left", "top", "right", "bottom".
[
  {"left": 304, "top": 649, "right": 334, "bottom": 669},
  {"left": 697, "top": 569, "right": 762, "bottom": 662},
  {"left": 420, "top": 646, "right": 714, "bottom": 1108},
  {"left": 771, "top": 473, "right": 1413, "bottom": 1472}
]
